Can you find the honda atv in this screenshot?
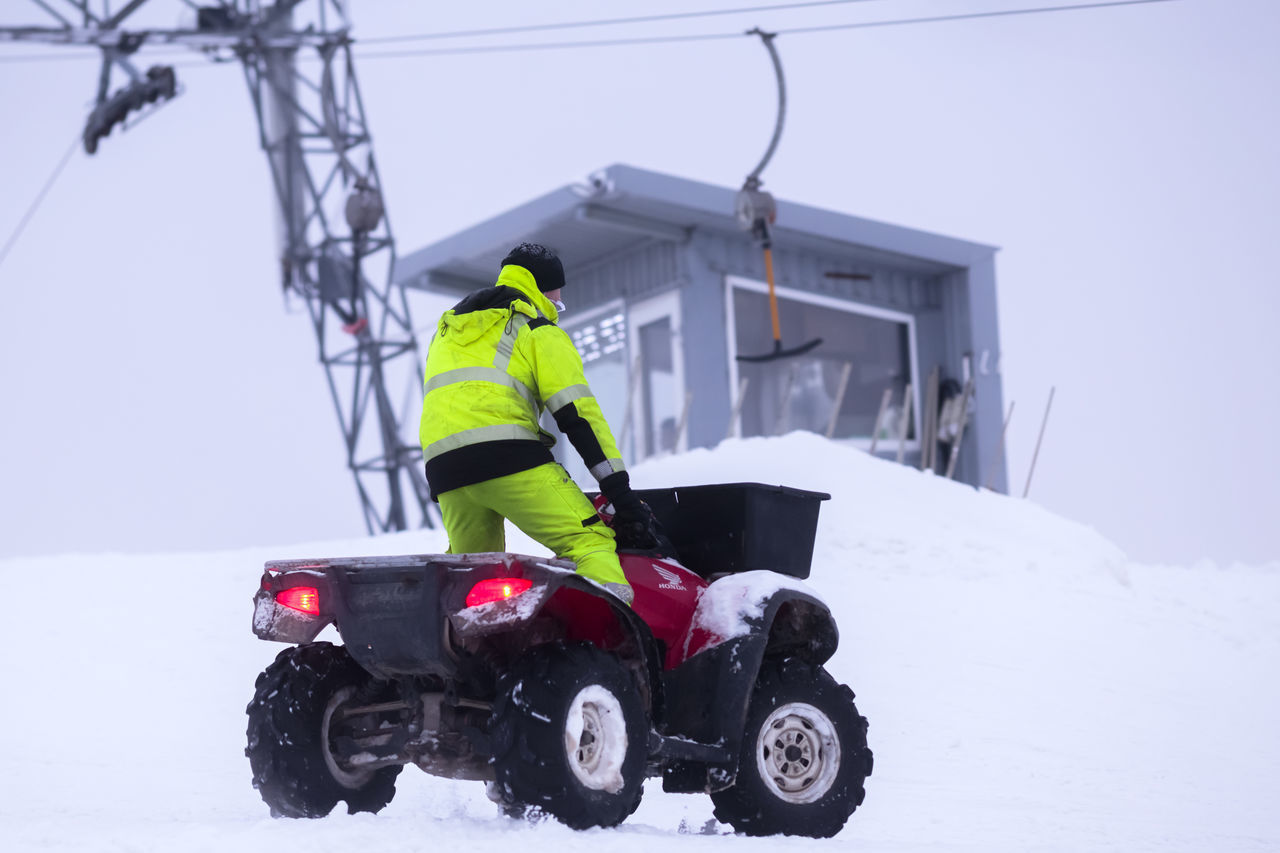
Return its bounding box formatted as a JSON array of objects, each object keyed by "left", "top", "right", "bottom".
[{"left": 245, "top": 482, "right": 872, "bottom": 836}]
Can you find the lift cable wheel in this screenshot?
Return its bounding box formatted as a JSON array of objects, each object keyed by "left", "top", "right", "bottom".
[{"left": 735, "top": 27, "right": 822, "bottom": 364}]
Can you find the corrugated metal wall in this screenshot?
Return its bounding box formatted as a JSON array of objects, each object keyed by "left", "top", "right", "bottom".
[{"left": 569, "top": 240, "right": 683, "bottom": 306}]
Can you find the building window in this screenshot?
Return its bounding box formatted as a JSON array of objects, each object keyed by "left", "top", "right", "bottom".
[
  {"left": 569, "top": 309, "right": 628, "bottom": 367},
  {"left": 551, "top": 302, "right": 629, "bottom": 484},
  {"left": 728, "top": 276, "right": 917, "bottom": 443}
]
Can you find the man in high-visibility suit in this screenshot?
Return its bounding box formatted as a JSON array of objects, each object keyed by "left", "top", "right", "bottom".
[{"left": 419, "top": 243, "right": 653, "bottom": 604}]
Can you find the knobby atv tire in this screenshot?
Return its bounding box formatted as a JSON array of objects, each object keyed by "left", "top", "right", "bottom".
[
  {"left": 489, "top": 642, "right": 647, "bottom": 830},
  {"left": 710, "top": 657, "right": 872, "bottom": 838},
  {"left": 246, "top": 642, "right": 402, "bottom": 818}
]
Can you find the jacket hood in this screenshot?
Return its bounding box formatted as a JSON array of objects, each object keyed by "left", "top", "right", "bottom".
[
  {"left": 495, "top": 265, "right": 560, "bottom": 322},
  {"left": 435, "top": 266, "right": 559, "bottom": 344}
]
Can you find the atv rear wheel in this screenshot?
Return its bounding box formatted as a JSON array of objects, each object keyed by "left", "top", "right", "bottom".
[
  {"left": 489, "top": 642, "right": 647, "bottom": 829},
  {"left": 710, "top": 657, "right": 871, "bottom": 837},
  {"left": 246, "top": 642, "right": 402, "bottom": 817}
]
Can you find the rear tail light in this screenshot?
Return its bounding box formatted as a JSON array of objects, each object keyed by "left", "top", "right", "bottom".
[
  {"left": 465, "top": 577, "right": 532, "bottom": 608},
  {"left": 276, "top": 586, "right": 320, "bottom": 615}
]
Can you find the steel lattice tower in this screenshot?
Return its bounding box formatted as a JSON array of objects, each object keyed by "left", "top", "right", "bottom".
[{"left": 2, "top": 0, "right": 436, "bottom": 533}]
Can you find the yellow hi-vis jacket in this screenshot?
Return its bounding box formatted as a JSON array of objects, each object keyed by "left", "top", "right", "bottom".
[{"left": 419, "top": 264, "right": 626, "bottom": 497}]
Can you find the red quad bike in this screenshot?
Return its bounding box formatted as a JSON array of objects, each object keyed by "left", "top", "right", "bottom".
[{"left": 246, "top": 483, "right": 872, "bottom": 837}]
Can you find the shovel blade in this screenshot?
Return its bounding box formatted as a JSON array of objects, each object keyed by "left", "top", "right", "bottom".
[{"left": 736, "top": 337, "right": 823, "bottom": 363}]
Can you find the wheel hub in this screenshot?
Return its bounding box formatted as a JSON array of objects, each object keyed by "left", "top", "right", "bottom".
[
  {"left": 756, "top": 702, "right": 842, "bottom": 804},
  {"left": 564, "top": 685, "right": 628, "bottom": 793},
  {"left": 577, "top": 707, "right": 603, "bottom": 767}
]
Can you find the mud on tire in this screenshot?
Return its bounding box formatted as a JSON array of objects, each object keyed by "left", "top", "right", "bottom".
[
  {"left": 246, "top": 642, "right": 402, "bottom": 817},
  {"left": 489, "top": 642, "right": 647, "bottom": 830},
  {"left": 711, "top": 657, "right": 872, "bottom": 838}
]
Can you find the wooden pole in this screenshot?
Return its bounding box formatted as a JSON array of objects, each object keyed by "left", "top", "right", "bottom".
[
  {"left": 1023, "top": 386, "right": 1056, "bottom": 499},
  {"left": 825, "top": 362, "right": 855, "bottom": 439},
  {"left": 618, "top": 354, "right": 642, "bottom": 456},
  {"left": 944, "top": 378, "right": 975, "bottom": 480},
  {"left": 895, "top": 383, "right": 913, "bottom": 464},
  {"left": 867, "top": 386, "right": 893, "bottom": 453},
  {"left": 774, "top": 363, "right": 798, "bottom": 436},
  {"left": 920, "top": 366, "right": 940, "bottom": 471},
  {"left": 981, "top": 400, "right": 1016, "bottom": 491},
  {"left": 726, "top": 376, "right": 749, "bottom": 441},
  {"left": 672, "top": 390, "right": 694, "bottom": 453}
]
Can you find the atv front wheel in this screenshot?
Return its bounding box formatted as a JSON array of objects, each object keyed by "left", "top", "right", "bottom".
[
  {"left": 489, "top": 642, "right": 647, "bottom": 829},
  {"left": 246, "top": 642, "right": 402, "bottom": 817},
  {"left": 710, "top": 657, "right": 872, "bottom": 837}
]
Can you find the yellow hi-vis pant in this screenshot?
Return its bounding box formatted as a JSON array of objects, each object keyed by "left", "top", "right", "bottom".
[{"left": 438, "top": 462, "right": 627, "bottom": 588}]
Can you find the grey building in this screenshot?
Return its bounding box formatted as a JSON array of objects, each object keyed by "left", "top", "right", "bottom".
[{"left": 396, "top": 164, "right": 1006, "bottom": 491}]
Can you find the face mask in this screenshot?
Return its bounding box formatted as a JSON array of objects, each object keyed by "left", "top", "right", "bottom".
[{"left": 552, "top": 299, "right": 566, "bottom": 314}]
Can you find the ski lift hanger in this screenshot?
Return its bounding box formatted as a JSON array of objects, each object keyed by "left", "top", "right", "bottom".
[{"left": 734, "top": 28, "right": 823, "bottom": 364}]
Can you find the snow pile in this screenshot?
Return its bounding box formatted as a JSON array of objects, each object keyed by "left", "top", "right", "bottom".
[
  {"left": 633, "top": 431, "right": 1132, "bottom": 585},
  {"left": 1, "top": 432, "right": 1276, "bottom": 852}
]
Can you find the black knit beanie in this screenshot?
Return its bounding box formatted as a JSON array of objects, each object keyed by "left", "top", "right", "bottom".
[{"left": 501, "top": 242, "right": 565, "bottom": 293}]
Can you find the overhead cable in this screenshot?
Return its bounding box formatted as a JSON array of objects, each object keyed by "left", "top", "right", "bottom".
[
  {"left": 0, "top": 134, "right": 79, "bottom": 273},
  {"left": 0, "top": 0, "right": 1180, "bottom": 66},
  {"left": 356, "top": 30, "right": 743, "bottom": 60},
  {"left": 778, "top": 0, "right": 1179, "bottom": 34},
  {"left": 358, "top": 0, "right": 887, "bottom": 45},
  {"left": 352, "top": 0, "right": 1179, "bottom": 60},
  {"left": 0, "top": 0, "right": 885, "bottom": 63}
]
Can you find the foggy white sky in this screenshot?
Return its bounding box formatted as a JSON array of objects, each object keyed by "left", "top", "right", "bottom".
[{"left": 1, "top": 0, "right": 1276, "bottom": 564}]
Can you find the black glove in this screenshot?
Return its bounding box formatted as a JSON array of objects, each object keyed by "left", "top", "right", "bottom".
[{"left": 600, "top": 472, "right": 658, "bottom": 550}]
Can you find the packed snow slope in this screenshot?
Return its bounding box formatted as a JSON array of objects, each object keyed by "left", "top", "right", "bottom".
[{"left": 2, "top": 432, "right": 1276, "bottom": 852}]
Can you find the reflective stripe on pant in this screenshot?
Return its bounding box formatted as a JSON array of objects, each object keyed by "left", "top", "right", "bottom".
[{"left": 438, "top": 462, "right": 626, "bottom": 588}]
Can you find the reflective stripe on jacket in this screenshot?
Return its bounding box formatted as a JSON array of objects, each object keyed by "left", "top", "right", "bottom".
[{"left": 419, "top": 264, "right": 626, "bottom": 497}]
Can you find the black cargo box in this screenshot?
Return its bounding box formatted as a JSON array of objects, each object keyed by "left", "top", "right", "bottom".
[{"left": 625, "top": 482, "right": 830, "bottom": 580}]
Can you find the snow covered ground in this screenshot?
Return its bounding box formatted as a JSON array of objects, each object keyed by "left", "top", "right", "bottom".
[{"left": 2, "top": 432, "right": 1276, "bottom": 851}]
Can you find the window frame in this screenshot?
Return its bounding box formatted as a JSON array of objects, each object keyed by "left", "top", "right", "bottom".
[
  {"left": 724, "top": 274, "right": 922, "bottom": 450},
  {"left": 627, "top": 289, "right": 686, "bottom": 460}
]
